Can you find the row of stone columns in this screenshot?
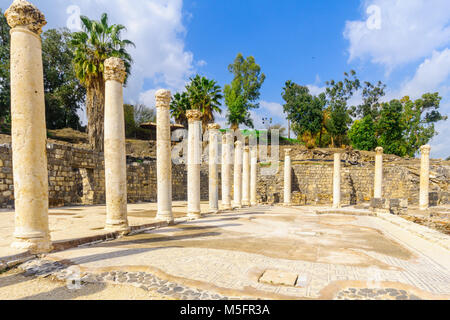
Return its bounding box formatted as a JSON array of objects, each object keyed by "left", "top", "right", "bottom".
[{"left": 331, "top": 146, "right": 432, "bottom": 210}]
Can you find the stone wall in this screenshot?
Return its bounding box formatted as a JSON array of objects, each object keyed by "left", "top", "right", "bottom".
[
  {"left": 257, "top": 158, "right": 450, "bottom": 206},
  {"left": 0, "top": 142, "right": 448, "bottom": 208}
]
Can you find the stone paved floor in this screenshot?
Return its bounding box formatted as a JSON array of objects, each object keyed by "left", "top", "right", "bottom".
[{"left": 3, "top": 204, "right": 447, "bottom": 300}]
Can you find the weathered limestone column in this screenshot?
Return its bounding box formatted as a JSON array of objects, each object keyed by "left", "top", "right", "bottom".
[
  {"left": 284, "top": 149, "right": 292, "bottom": 206},
  {"left": 242, "top": 146, "right": 251, "bottom": 206},
  {"left": 208, "top": 124, "right": 221, "bottom": 213},
  {"left": 221, "top": 132, "right": 233, "bottom": 210},
  {"left": 156, "top": 90, "right": 173, "bottom": 223},
  {"left": 374, "top": 147, "right": 384, "bottom": 199},
  {"left": 250, "top": 147, "right": 258, "bottom": 206},
  {"left": 187, "top": 110, "right": 203, "bottom": 220},
  {"left": 103, "top": 57, "right": 129, "bottom": 233},
  {"left": 420, "top": 145, "right": 431, "bottom": 211},
  {"left": 333, "top": 153, "right": 341, "bottom": 209},
  {"left": 6, "top": 0, "right": 52, "bottom": 252},
  {"left": 233, "top": 140, "right": 243, "bottom": 208}
]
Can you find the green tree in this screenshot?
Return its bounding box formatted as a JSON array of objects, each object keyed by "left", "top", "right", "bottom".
[
  {"left": 348, "top": 116, "right": 377, "bottom": 151},
  {"left": 42, "top": 28, "right": 86, "bottom": 130},
  {"left": 325, "top": 71, "right": 359, "bottom": 147},
  {"left": 185, "top": 75, "right": 223, "bottom": 131},
  {"left": 224, "top": 53, "right": 265, "bottom": 130},
  {"left": 171, "top": 75, "right": 223, "bottom": 131},
  {"left": 134, "top": 104, "right": 155, "bottom": 125},
  {"left": 170, "top": 92, "right": 190, "bottom": 128},
  {"left": 0, "top": 9, "right": 10, "bottom": 132},
  {"left": 402, "top": 94, "right": 447, "bottom": 157},
  {"left": 377, "top": 100, "right": 407, "bottom": 156},
  {"left": 282, "top": 81, "right": 325, "bottom": 147},
  {"left": 351, "top": 81, "right": 386, "bottom": 119},
  {"left": 70, "top": 13, "right": 135, "bottom": 151},
  {"left": 123, "top": 104, "right": 136, "bottom": 138}
]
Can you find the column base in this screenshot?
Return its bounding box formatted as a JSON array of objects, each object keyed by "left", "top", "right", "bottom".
[
  {"left": 187, "top": 212, "right": 203, "bottom": 220},
  {"left": 209, "top": 208, "right": 220, "bottom": 214},
  {"left": 284, "top": 202, "right": 292, "bottom": 207},
  {"left": 233, "top": 203, "right": 242, "bottom": 209},
  {"left": 242, "top": 200, "right": 250, "bottom": 207},
  {"left": 105, "top": 220, "right": 130, "bottom": 235},
  {"left": 156, "top": 211, "right": 174, "bottom": 224},
  {"left": 221, "top": 203, "right": 232, "bottom": 211},
  {"left": 11, "top": 237, "right": 53, "bottom": 254},
  {"left": 332, "top": 204, "right": 341, "bottom": 209},
  {"left": 419, "top": 205, "right": 429, "bottom": 211},
  {"left": 250, "top": 202, "right": 257, "bottom": 206}
]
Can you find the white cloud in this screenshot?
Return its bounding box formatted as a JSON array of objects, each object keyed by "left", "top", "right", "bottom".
[
  {"left": 344, "top": 0, "right": 450, "bottom": 72},
  {"left": 398, "top": 49, "right": 450, "bottom": 99}
]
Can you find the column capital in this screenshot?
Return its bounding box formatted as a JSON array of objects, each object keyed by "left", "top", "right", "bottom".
[
  {"left": 243, "top": 146, "right": 250, "bottom": 152},
  {"left": 208, "top": 123, "right": 221, "bottom": 130},
  {"left": 285, "top": 148, "right": 292, "bottom": 156},
  {"left": 235, "top": 140, "right": 243, "bottom": 148},
  {"left": 420, "top": 145, "right": 431, "bottom": 155},
  {"left": 375, "top": 147, "right": 384, "bottom": 155},
  {"left": 155, "top": 89, "right": 171, "bottom": 107},
  {"left": 104, "top": 57, "right": 126, "bottom": 83},
  {"left": 186, "top": 109, "right": 203, "bottom": 122},
  {"left": 5, "top": 0, "right": 46, "bottom": 35}
]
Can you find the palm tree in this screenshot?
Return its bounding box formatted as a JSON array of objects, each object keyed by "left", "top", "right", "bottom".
[
  {"left": 170, "top": 75, "right": 223, "bottom": 131},
  {"left": 170, "top": 92, "right": 190, "bottom": 128},
  {"left": 186, "top": 75, "right": 223, "bottom": 131},
  {"left": 70, "top": 13, "right": 135, "bottom": 151}
]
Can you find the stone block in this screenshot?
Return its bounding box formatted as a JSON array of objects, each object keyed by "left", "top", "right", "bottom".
[{"left": 259, "top": 269, "right": 298, "bottom": 287}]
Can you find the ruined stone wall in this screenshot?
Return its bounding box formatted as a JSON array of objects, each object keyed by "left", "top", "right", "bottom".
[
  {"left": 257, "top": 160, "right": 450, "bottom": 206},
  {"left": 0, "top": 142, "right": 448, "bottom": 208}
]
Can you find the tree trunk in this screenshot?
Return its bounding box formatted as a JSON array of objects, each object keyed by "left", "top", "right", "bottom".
[
  {"left": 230, "top": 123, "right": 239, "bottom": 131},
  {"left": 86, "top": 78, "right": 105, "bottom": 152}
]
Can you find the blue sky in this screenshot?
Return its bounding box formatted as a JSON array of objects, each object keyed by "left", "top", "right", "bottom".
[{"left": 1, "top": 0, "right": 449, "bottom": 158}]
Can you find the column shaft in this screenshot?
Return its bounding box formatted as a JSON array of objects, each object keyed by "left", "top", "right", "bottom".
[
  {"left": 221, "top": 132, "right": 232, "bottom": 210},
  {"left": 156, "top": 90, "right": 173, "bottom": 222},
  {"left": 7, "top": 1, "right": 52, "bottom": 253},
  {"left": 284, "top": 149, "right": 292, "bottom": 206},
  {"left": 187, "top": 110, "right": 203, "bottom": 219},
  {"left": 333, "top": 153, "right": 341, "bottom": 209},
  {"left": 104, "top": 57, "right": 129, "bottom": 233},
  {"left": 374, "top": 147, "right": 383, "bottom": 199},
  {"left": 208, "top": 124, "right": 220, "bottom": 213},
  {"left": 233, "top": 141, "right": 243, "bottom": 208},
  {"left": 250, "top": 147, "right": 258, "bottom": 206},
  {"left": 420, "top": 145, "right": 431, "bottom": 210},
  {"left": 242, "top": 146, "right": 250, "bottom": 206}
]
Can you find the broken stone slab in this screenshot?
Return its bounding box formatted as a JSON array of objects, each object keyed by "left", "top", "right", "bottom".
[{"left": 259, "top": 269, "right": 298, "bottom": 287}]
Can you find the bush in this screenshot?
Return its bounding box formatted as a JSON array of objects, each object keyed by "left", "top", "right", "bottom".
[{"left": 348, "top": 116, "right": 377, "bottom": 151}]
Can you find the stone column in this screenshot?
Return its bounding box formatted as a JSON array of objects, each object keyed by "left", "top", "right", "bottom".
[
  {"left": 233, "top": 140, "right": 243, "bottom": 208},
  {"left": 6, "top": 0, "right": 52, "bottom": 253},
  {"left": 374, "top": 147, "right": 383, "bottom": 199},
  {"left": 103, "top": 57, "right": 129, "bottom": 233},
  {"left": 156, "top": 90, "right": 173, "bottom": 223},
  {"left": 333, "top": 153, "right": 341, "bottom": 209},
  {"left": 242, "top": 146, "right": 251, "bottom": 206},
  {"left": 208, "top": 124, "right": 221, "bottom": 214},
  {"left": 187, "top": 110, "right": 203, "bottom": 220},
  {"left": 284, "top": 149, "right": 292, "bottom": 206},
  {"left": 420, "top": 145, "right": 431, "bottom": 211},
  {"left": 221, "top": 132, "right": 232, "bottom": 210},
  {"left": 250, "top": 147, "right": 258, "bottom": 206}
]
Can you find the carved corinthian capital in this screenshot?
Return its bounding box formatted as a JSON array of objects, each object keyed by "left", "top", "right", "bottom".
[
  {"left": 104, "top": 57, "right": 126, "bottom": 83},
  {"left": 155, "top": 89, "right": 171, "bottom": 107},
  {"left": 5, "top": 0, "right": 47, "bottom": 35},
  {"left": 186, "top": 109, "right": 203, "bottom": 122}
]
